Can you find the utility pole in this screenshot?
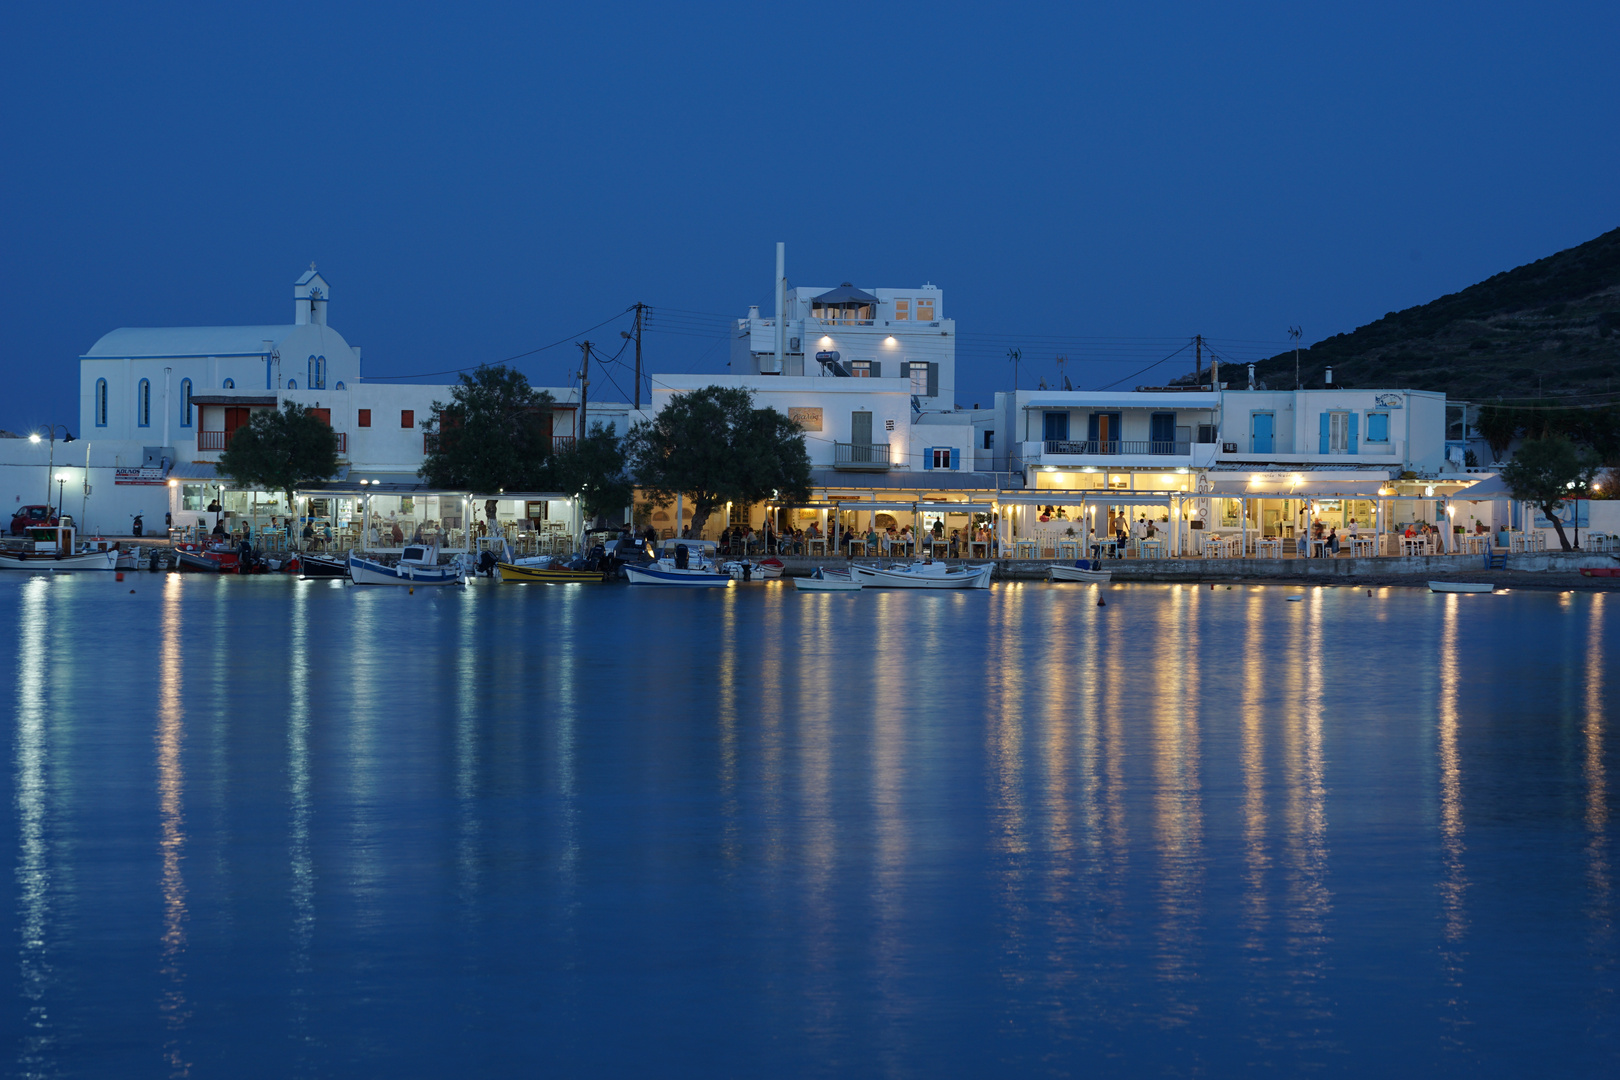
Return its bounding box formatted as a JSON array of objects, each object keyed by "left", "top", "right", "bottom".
[
  {"left": 579, "top": 341, "right": 591, "bottom": 437},
  {"left": 633, "top": 303, "right": 644, "bottom": 410},
  {"left": 1289, "top": 326, "right": 1302, "bottom": 388},
  {"left": 1194, "top": 334, "right": 1203, "bottom": 384}
]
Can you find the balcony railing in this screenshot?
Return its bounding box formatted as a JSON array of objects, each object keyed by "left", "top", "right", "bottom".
[
  {"left": 1043, "top": 439, "right": 1191, "bottom": 456},
  {"left": 333, "top": 432, "right": 346, "bottom": 454},
  {"left": 551, "top": 435, "right": 575, "bottom": 452},
  {"left": 198, "top": 430, "right": 228, "bottom": 451},
  {"left": 833, "top": 442, "right": 892, "bottom": 470}
]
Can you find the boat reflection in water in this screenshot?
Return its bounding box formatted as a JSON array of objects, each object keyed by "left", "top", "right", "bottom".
[{"left": 0, "top": 577, "right": 1614, "bottom": 1075}]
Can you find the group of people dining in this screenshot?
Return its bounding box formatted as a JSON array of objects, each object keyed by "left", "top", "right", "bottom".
[{"left": 714, "top": 519, "right": 993, "bottom": 558}]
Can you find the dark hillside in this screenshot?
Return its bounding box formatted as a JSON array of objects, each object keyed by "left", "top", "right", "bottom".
[{"left": 1189, "top": 227, "right": 1620, "bottom": 401}]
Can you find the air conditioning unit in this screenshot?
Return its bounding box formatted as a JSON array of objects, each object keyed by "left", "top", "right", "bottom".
[{"left": 1222, "top": 442, "right": 1238, "bottom": 453}]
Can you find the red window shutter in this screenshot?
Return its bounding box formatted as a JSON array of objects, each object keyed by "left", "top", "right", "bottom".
[
  {"left": 358, "top": 409, "right": 371, "bottom": 428},
  {"left": 401, "top": 410, "right": 414, "bottom": 429},
  {"left": 309, "top": 408, "right": 331, "bottom": 426}
]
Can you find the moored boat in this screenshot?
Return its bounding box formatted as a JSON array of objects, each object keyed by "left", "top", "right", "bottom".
[
  {"left": 348, "top": 545, "right": 464, "bottom": 586},
  {"left": 0, "top": 526, "right": 119, "bottom": 571},
  {"left": 794, "top": 568, "right": 863, "bottom": 591},
  {"left": 1428, "top": 580, "right": 1494, "bottom": 593},
  {"left": 626, "top": 540, "right": 733, "bottom": 587},
  {"left": 849, "top": 560, "right": 993, "bottom": 589},
  {"left": 497, "top": 561, "right": 608, "bottom": 583},
  {"left": 1048, "top": 560, "right": 1112, "bottom": 584}
]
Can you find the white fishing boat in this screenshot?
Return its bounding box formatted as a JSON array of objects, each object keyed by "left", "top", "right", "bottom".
[
  {"left": 348, "top": 545, "right": 464, "bottom": 586},
  {"left": 794, "top": 568, "right": 863, "bottom": 592},
  {"left": 1428, "top": 580, "right": 1494, "bottom": 593},
  {"left": 1048, "top": 561, "right": 1113, "bottom": 584},
  {"left": 849, "top": 560, "right": 993, "bottom": 589},
  {"left": 0, "top": 526, "right": 119, "bottom": 571},
  {"left": 626, "top": 540, "right": 733, "bottom": 587}
]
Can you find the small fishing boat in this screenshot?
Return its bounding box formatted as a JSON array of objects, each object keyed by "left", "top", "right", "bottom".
[
  {"left": 348, "top": 545, "right": 464, "bottom": 586},
  {"left": 754, "top": 556, "right": 786, "bottom": 580},
  {"left": 291, "top": 553, "right": 349, "bottom": 578},
  {"left": 1048, "top": 560, "right": 1112, "bottom": 584},
  {"left": 1428, "top": 580, "right": 1494, "bottom": 593},
  {"left": 794, "top": 568, "right": 863, "bottom": 591},
  {"left": 849, "top": 560, "right": 993, "bottom": 589},
  {"left": 0, "top": 525, "right": 118, "bottom": 571},
  {"left": 1579, "top": 567, "right": 1620, "bottom": 578},
  {"left": 626, "top": 540, "right": 733, "bottom": 587},
  {"left": 497, "top": 561, "right": 607, "bottom": 583}
]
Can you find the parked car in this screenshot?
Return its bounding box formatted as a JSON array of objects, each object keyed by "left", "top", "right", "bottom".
[{"left": 9, "top": 505, "right": 60, "bottom": 536}]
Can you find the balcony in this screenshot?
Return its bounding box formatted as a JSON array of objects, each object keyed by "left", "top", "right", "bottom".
[
  {"left": 833, "top": 442, "right": 892, "bottom": 470},
  {"left": 1044, "top": 439, "right": 1191, "bottom": 456},
  {"left": 198, "top": 430, "right": 228, "bottom": 451},
  {"left": 552, "top": 435, "right": 575, "bottom": 452}
]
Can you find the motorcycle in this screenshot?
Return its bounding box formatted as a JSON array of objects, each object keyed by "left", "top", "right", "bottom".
[{"left": 131, "top": 512, "right": 144, "bottom": 537}]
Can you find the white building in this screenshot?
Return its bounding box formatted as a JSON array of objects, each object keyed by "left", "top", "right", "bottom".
[{"left": 730, "top": 244, "right": 956, "bottom": 410}]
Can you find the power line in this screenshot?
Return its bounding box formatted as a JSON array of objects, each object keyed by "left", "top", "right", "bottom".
[{"left": 361, "top": 306, "right": 635, "bottom": 381}]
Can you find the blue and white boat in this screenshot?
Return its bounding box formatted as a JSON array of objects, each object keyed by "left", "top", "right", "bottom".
[
  {"left": 625, "top": 540, "right": 733, "bottom": 587},
  {"left": 348, "top": 545, "right": 465, "bottom": 587}
]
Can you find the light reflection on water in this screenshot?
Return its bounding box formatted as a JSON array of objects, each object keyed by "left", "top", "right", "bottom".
[{"left": 1, "top": 574, "right": 1617, "bottom": 1076}]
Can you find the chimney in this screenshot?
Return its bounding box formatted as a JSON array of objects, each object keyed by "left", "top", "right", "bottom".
[
  {"left": 1247, "top": 363, "right": 1256, "bottom": 390},
  {"left": 1325, "top": 366, "right": 1334, "bottom": 386}
]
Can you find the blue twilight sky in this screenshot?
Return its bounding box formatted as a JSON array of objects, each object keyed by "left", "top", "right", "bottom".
[{"left": 2, "top": 2, "right": 1617, "bottom": 432}]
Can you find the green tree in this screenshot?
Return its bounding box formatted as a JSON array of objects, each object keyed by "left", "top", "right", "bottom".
[
  {"left": 419, "top": 364, "right": 556, "bottom": 529},
  {"left": 1499, "top": 435, "right": 1601, "bottom": 550},
  {"left": 216, "top": 402, "right": 340, "bottom": 516},
  {"left": 626, "top": 385, "right": 812, "bottom": 537},
  {"left": 552, "top": 421, "right": 635, "bottom": 526},
  {"left": 1475, "top": 405, "right": 1519, "bottom": 463}
]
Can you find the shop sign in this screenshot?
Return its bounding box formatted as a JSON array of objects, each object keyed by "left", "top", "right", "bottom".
[
  {"left": 114, "top": 467, "right": 167, "bottom": 485},
  {"left": 788, "top": 407, "right": 822, "bottom": 431}
]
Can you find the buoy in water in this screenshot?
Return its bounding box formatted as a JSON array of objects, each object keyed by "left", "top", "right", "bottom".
[
  {"left": 129, "top": 589, "right": 136, "bottom": 594},
  {"left": 409, "top": 586, "right": 415, "bottom": 594},
  {"left": 1097, "top": 596, "right": 1106, "bottom": 607},
  {"left": 116, "top": 572, "right": 124, "bottom": 582}
]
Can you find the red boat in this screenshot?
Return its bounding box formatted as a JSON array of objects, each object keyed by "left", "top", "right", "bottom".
[{"left": 1579, "top": 567, "right": 1620, "bottom": 578}]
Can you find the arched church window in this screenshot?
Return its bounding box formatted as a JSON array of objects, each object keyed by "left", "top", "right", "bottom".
[
  {"left": 223, "top": 378, "right": 234, "bottom": 389},
  {"left": 287, "top": 380, "right": 298, "bottom": 390},
  {"left": 308, "top": 355, "right": 326, "bottom": 390}
]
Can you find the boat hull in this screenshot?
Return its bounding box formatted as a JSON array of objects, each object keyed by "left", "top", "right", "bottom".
[
  {"left": 0, "top": 549, "right": 118, "bottom": 571},
  {"left": 849, "top": 563, "right": 993, "bottom": 589},
  {"left": 1428, "top": 580, "right": 1494, "bottom": 593},
  {"left": 348, "top": 555, "right": 464, "bottom": 586},
  {"left": 793, "top": 576, "right": 863, "bottom": 591},
  {"left": 498, "top": 562, "right": 607, "bottom": 583},
  {"left": 624, "top": 564, "right": 733, "bottom": 587},
  {"left": 1048, "top": 564, "right": 1112, "bottom": 583}
]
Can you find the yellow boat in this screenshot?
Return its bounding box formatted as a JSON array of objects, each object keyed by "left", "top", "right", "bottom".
[{"left": 496, "top": 562, "right": 609, "bottom": 583}]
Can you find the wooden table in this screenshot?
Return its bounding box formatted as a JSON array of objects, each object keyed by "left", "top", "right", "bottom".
[
  {"left": 1014, "top": 540, "right": 1038, "bottom": 559},
  {"left": 969, "top": 541, "right": 990, "bottom": 558},
  {"left": 1350, "top": 537, "right": 1376, "bottom": 558},
  {"left": 1401, "top": 537, "right": 1430, "bottom": 557},
  {"left": 1138, "top": 539, "right": 1167, "bottom": 559},
  {"left": 1256, "top": 539, "right": 1283, "bottom": 559},
  {"left": 1056, "top": 540, "right": 1080, "bottom": 560},
  {"left": 807, "top": 538, "right": 827, "bottom": 556}
]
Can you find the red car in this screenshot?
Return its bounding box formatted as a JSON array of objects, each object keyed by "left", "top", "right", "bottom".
[{"left": 9, "top": 505, "right": 59, "bottom": 536}]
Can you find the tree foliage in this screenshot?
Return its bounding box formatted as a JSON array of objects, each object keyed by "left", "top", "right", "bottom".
[
  {"left": 216, "top": 402, "right": 340, "bottom": 508},
  {"left": 553, "top": 421, "right": 634, "bottom": 524},
  {"left": 1498, "top": 436, "right": 1601, "bottom": 550},
  {"left": 419, "top": 365, "right": 557, "bottom": 493},
  {"left": 625, "top": 385, "right": 812, "bottom": 537}
]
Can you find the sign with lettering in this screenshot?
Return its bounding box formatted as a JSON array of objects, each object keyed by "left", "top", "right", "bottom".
[
  {"left": 114, "top": 467, "right": 167, "bottom": 486},
  {"left": 788, "top": 407, "right": 822, "bottom": 431},
  {"left": 1374, "top": 394, "right": 1403, "bottom": 408}
]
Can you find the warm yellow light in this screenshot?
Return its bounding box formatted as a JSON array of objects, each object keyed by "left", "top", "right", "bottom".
[
  {"left": 1290, "top": 473, "right": 1303, "bottom": 485},
  {"left": 168, "top": 479, "right": 178, "bottom": 488},
  {"left": 819, "top": 336, "right": 833, "bottom": 347},
  {"left": 884, "top": 335, "right": 897, "bottom": 346},
  {"left": 29, "top": 433, "right": 41, "bottom": 444}
]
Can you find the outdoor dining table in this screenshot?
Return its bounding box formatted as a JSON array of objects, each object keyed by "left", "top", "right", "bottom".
[
  {"left": 1138, "top": 539, "right": 1167, "bottom": 559},
  {"left": 1256, "top": 538, "right": 1283, "bottom": 559},
  {"left": 1350, "top": 537, "right": 1376, "bottom": 558},
  {"left": 1091, "top": 539, "right": 1119, "bottom": 559},
  {"left": 1014, "top": 539, "right": 1038, "bottom": 559},
  {"left": 807, "top": 537, "right": 827, "bottom": 556},
  {"left": 1401, "top": 537, "right": 1431, "bottom": 557},
  {"left": 1056, "top": 540, "right": 1080, "bottom": 560},
  {"left": 969, "top": 541, "right": 990, "bottom": 558}
]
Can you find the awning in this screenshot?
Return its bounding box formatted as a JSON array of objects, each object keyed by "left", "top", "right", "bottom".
[
  {"left": 1019, "top": 393, "right": 1219, "bottom": 410},
  {"left": 1455, "top": 474, "right": 1512, "bottom": 499},
  {"left": 190, "top": 395, "right": 277, "bottom": 406},
  {"left": 169, "top": 462, "right": 219, "bottom": 479},
  {"left": 998, "top": 491, "right": 1177, "bottom": 506},
  {"left": 1206, "top": 479, "right": 1389, "bottom": 496}
]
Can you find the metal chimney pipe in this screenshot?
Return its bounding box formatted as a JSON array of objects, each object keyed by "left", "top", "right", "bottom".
[
  {"left": 775, "top": 242, "right": 786, "bottom": 373},
  {"left": 1325, "top": 366, "right": 1334, "bottom": 385},
  {"left": 1247, "top": 363, "right": 1256, "bottom": 390}
]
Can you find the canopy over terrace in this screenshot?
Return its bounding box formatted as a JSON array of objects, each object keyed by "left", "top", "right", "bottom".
[
  {"left": 770, "top": 496, "right": 994, "bottom": 552},
  {"left": 297, "top": 477, "right": 576, "bottom": 552}
]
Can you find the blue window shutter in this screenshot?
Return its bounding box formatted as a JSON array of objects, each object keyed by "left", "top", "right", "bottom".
[
  {"left": 927, "top": 363, "right": 939, "bottom": 398},
  {"left": 871, "top": 361, "right": 881, "bottom": 378},
  {"left": 950, "top": 447, "right": 960, "bottom": 470},
  {"left": 923, "top": 446, "right": 933, "bottom": 470},
  {"left": 1319, "top": 412, "right": 1330, "bottom": 454},
  {"left": 1088, "top": 413, "right": 1100, "bottom": 441},
  {"left": 1347, "top": 412, "right": 1358, "bottom": 453}
]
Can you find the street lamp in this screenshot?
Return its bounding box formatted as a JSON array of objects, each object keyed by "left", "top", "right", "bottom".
[{"left": 29, "top": 425, "right": 75, "bottom": 510}]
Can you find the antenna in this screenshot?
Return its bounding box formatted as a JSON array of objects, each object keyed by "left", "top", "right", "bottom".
[
  {"left": 1006, "top": 347, "right": 1022, "bottom": 391},
  {"left": 1288, "top": 326, "right": 1302, "bottom": 389}
]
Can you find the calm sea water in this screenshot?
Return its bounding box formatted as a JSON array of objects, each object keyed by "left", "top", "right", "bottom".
[{"left": 2, "top": 572, "right": 1615, "bottom": 1077}]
